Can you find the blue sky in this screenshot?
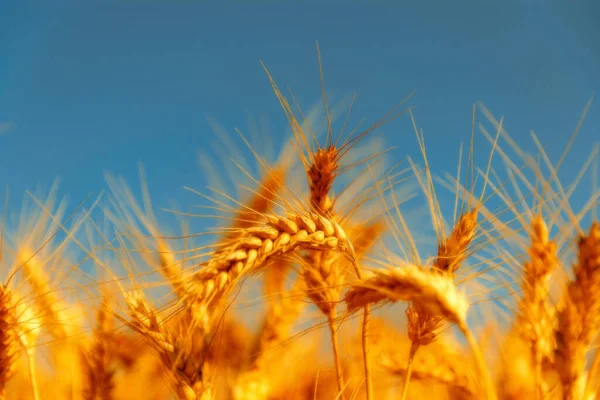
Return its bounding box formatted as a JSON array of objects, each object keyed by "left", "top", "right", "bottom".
[{"left": 1, "top": 0, "right": 599, "bottom": 226}]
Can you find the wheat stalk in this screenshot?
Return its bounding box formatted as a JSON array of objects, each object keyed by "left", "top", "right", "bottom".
[{"left": 303, "top": 134, "right": 358, "bottom": 399}]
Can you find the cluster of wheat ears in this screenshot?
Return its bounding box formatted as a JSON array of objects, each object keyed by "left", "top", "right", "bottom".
[{"left": 0, "top": 53, "right": 599, "bottom": 400}]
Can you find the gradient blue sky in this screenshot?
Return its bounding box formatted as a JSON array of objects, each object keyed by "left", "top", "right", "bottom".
[{"left": 1, "top": 0, "right": 599, "bottom": 220}]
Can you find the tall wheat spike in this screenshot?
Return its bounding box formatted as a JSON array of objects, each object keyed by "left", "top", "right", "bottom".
[
  {"left": 260, "top": 46, "right": 414, "bottom": 399},
  {"left": 511, "top": 216, "right": 559, "bottom": 398},
  {"left": 555, "top": 223, "right": 600, "bottom": 400},
  {"left": 0, "top": 285, "right": 17, "bottom": 399}
]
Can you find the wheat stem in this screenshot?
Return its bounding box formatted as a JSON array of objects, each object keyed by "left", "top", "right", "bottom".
[
  {"left": 362, "top": 305, "right": 373, "bottom": 400},
  {"left": 459, "top": 321, "right": 496, "bottom": 400},
  {"left": 350, "top": 256, "right": 373, "bottom": 400},
  {"left": 25, "top": 347, "right": 39, "bottom": 400},
  {"left": 400, "top": 342, "right": 419, "bottom": 400},
  {"left": 328, "top": 311, "right": 346, "bottom": 400}
]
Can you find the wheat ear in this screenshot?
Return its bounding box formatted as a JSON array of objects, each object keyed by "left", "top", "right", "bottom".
[
  {"left": 345, "top": 263, "right": 496, "bottom": 400},
  {"left": 555, "top": 222, "right": 600, "bottom": 400},
  {"left": 514, "top": 216, "right": 558, "bottom": 398},
  {"left": 124, "top": 291, "right": 208, "bottom": 400},
  {"left": 434, "top": 209, "right": 479, "bottom": 274},
  {"left": 406, "top": 209, "right": 478, "bottom": 345},
  {"left": 183, "top": 213, "right": 352, "bottom": 328},
  {"left": 403, "top": 209, "right": 478, "bottom": 399},
  {"left": 345, "top": 264, "right": 469, "bottom": 321},
  {"left": 304, "top": 143, "right": 352, "bottom": 399},
  {"left": 306, "top": 153, "right": 346, "bottom": 397},
  {"left": 0, "top": 285, "right": 17, "bottom": 399}
]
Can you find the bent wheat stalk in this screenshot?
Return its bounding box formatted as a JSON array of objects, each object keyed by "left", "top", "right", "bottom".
[
  {"left": 183, "top": 213, "right": 353, "bottom": 329},
  {"left": 345, "top": 264, "right": 496, "bottom": 400}
]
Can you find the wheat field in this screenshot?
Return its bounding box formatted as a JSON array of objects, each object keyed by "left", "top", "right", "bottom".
[{"left": 0, "top": 55, "right": 598, "bottom": 400}]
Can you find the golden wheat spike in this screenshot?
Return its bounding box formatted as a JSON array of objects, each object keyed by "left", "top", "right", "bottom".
[
  {"left": 0, "top": 285, "right": 17, "bottom": 398},
  {"left": 123, "top": 290, "right": 209, "bottom": 400},
  {"left": 345, "top": 264, "right": 469, "bottom": 323},
  {"left": 555, "top": 222, "right": 600, "bottom": 400}
]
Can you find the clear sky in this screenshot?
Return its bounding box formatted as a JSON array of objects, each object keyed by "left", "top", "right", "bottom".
[{"left": 1, "top": 0, "right": 599, "bottom": 222}]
